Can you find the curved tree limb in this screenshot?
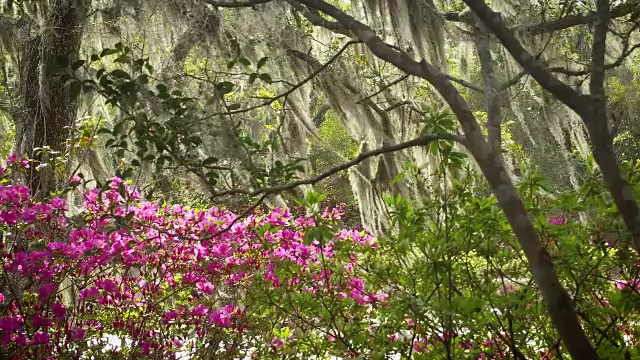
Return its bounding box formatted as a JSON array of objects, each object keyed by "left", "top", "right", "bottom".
[
  {"left": 203, "top": 0, "right": 273, "bottom": 7},
  {"left": 518, "top": 0, "right": 639, "bottom": 35},
  {"left": 287, "top": 0, "right": 600, "bottom": 358},
  {"left": 212, "top": 133, "right": 464, "bottom": 198},
  {"left": 463, "top": 0, "right": 640, "bottom": 263}
]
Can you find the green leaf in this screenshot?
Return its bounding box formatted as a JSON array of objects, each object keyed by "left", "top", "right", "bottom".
[
  {"left": 71, "top": 60, "right": 86, "bottom": 71},
  {"left": 99, "top": 48, "right": 119, "bottom": 57},
  {"left": 259, "top": 73, "right": 272, "bottom": 83},
  {"left": 202, "top": 157, "right": 219, "bottom": 166},
  {"left": 227, "top": 60, "right": 237, "bottom": 69},
  {"left": 110, "top": 69, "right": 131, "bottom": 79},
  {"left": 257, "top": 57, "right": 269, "bottom": 69},
  {"left": 227, "top": 103, "right": 241, "bottom": 110},
  {"left": 216, "top": 81, "right": 235, "bottom": 96},
  {"left": 238, "top": 56, "right": 251, "bottom": 66}
]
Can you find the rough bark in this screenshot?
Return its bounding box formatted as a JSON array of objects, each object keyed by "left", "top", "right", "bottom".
[
  {"left": 11, "top": 0, "right": 90, "bottom": 199},
  {"left": 291, "top": 0, "right": 599, "bottom": 357}
]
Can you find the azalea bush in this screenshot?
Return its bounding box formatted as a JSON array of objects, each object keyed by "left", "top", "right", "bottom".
[
  {"left": 1, "top": 152, "right": 640, "bottom": 359},
  {"left": 0, "top": 155, "right": 383, "bottom": 359}
]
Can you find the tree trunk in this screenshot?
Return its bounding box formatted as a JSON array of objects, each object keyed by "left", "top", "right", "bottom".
[
  {"left": 13, "top": 0, "right": 90, "bottom": 199},
  {"left": 290, "top": 0, "right": 600, "bottom": 357},
  {"left": 462, "top": 0, "right": 640, "bottom": 255}
]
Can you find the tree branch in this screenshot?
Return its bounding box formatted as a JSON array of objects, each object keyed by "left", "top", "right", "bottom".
[
  {"left": 461, "top": 0, "right": 588, "bottom": 117},
  {"left": 591, "top": 0, "right": 611, "bottom": 101},
  {"left": 286, "top": 0, "right": 352, "bottom": 36},
  {"left": 203, "top": 0, "right": 273, "bottom": 7},
  {"left": 446, "top": 74, "right": 483, "bottom": 92},
  {"left": 518, "top": 0, "right": 639, "bottom": 35},
  {"left": 545, "top": 41, "right": 640, "bottom": 76},
  {"left": 206, "top": 40, "right": 360, "bottom": 117},
  {"left": 499, "top": 70, "right": 528, "bottom": 90},
  {"left": 474, "top": 25, "right": 503, "bottom": 156},
  {"left": 356, "top": 74, "right": 409, "bottom": 103},
  {"left": 213, "top": 133, "right": 463, "bottom": 197},
  {"left": 292, "top": 0, "right": 600, "bottom": 357},
  {"left": 313, "top": 103, "right": 331, "bottom": 127}
]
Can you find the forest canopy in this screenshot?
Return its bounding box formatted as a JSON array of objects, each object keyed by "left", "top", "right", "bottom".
[{"left": 1, "top": 0, "right": 640, "bottom": 358}]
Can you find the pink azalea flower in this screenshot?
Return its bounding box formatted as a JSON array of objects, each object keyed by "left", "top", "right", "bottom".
[
  {"left": 51, "top": 302, "right": 66, "bottom": 321},
  {"left": 71, "top": 328, "right": 85, "bottom": 341},
  {"left": 33, "top": 331, "right": 50, "bottom": 345},
  {"left": 38, "top": 283, "right": 56, "bottom": 303},
  {"left": 271, "top": 337, "right": 284, "bottom": 350}
]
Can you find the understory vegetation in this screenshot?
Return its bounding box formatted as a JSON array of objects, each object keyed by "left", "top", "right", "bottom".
[{"left": 1, "top": 0, "right": 640, "bottom": 359}]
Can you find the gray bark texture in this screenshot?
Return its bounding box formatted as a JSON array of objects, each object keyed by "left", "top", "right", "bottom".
[{"left": 8, "top": 0, "right": 90, "bottom": 199}]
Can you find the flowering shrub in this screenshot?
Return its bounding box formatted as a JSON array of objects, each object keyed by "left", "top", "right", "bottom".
[
  {"left": 0, "top": 156, "right": 384, "bottom": 359},
  {"left": 1, "top": 155, "right": 640, "bottom": 359}
]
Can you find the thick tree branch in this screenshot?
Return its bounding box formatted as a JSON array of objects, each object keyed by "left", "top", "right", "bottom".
[
  {"left": 203, "top": 0, "right": 273, "bottom": 7},
  {"left": 461, "top": 0, "right": 588, "bottom": 116},
  {"left": 213, "top": 133, "right": 463, "bottom": 197},
  {"left": 591, "top": 0, "right": 611, "bottom": 101},
  {"left": 518, "top": 0, "right": 639, "bottom": 35},
  {"left": 292, "top": 0, "right": 599, "bottom": 357}
]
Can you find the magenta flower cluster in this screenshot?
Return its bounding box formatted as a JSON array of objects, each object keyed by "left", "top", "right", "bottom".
[{"left": 0, "top": 157, "right": 385, "bottom": 358}]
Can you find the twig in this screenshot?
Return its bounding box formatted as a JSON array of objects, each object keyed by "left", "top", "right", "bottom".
[
  {"left": 446, "top": 74, "right": 483, "bottom": 92},
  {"left": 356, "top": 74, "right": 410, "bottom": 103}
]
